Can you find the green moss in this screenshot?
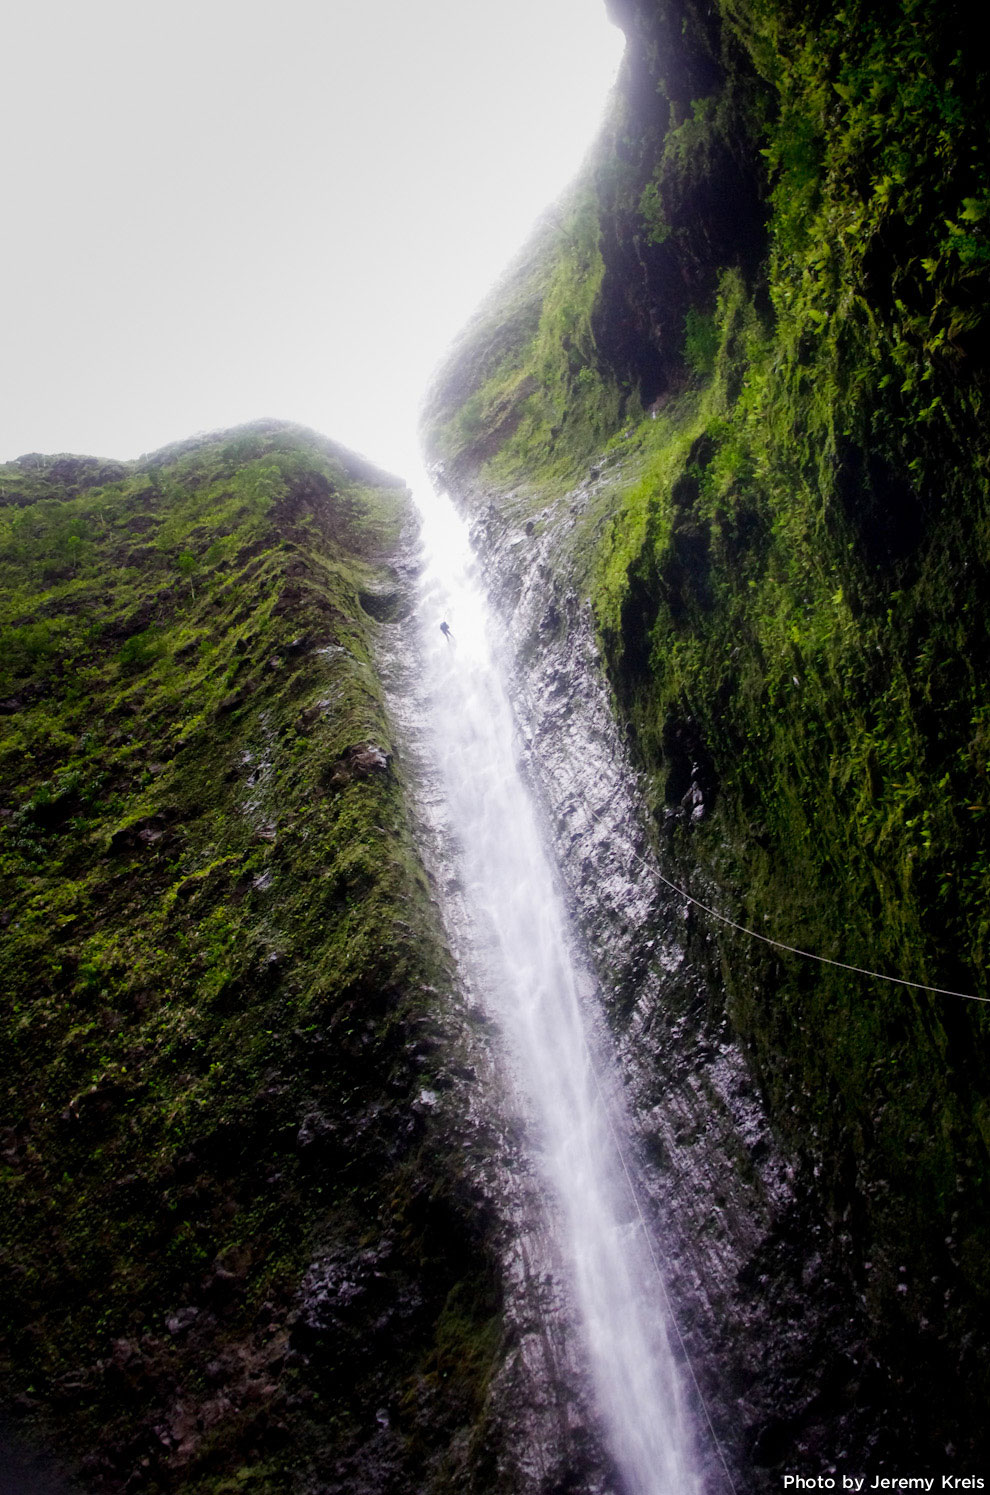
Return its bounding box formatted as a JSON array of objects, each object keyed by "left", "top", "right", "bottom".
[
  {"left": 0, "top": 421, "right": 501, "bottom": 1489},
  {"left": 424, "top": 186, "right": 626, "bottom": 488}
]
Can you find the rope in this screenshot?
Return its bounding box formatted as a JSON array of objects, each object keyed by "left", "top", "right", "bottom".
[
  {"left": 568, "top": 782, "right": 988, "bottom": 1490},
  {"left": 576, "top": 798, "right": 990, "bottom": 1007}
]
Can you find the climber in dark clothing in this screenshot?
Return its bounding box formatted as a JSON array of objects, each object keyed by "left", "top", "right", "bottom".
[{"left": 440, "top": 620, "right": 453, "bottom": 641}]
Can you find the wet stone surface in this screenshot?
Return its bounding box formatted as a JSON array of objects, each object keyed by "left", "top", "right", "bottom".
[
  {"left": 458, "top": 478, "right": 913, "bottom": 1493},
  {"left": 375, "top": 526, "right": 621, "bottom": 1495}
]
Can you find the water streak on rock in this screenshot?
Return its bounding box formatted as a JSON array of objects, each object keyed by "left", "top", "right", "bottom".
[{"left": 409, "top": 470, "right": 701, "bottom": 1495}]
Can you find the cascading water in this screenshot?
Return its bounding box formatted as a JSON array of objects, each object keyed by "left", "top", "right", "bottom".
[{"left": 401, "top": 468, "right": 704, "bottom": 1495}]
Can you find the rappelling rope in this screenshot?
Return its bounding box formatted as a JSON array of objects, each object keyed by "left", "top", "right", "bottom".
[
  {"left": 570, "top": 785, "right": 984, "bottom": 1495},
  {"left": 578, "top": 797, "right": 989, "bottom": 1006}
]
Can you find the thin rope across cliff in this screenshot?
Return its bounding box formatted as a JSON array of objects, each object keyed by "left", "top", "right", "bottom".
[{"left": 579, "top": 797, "right": 990, "bottom": 1008}]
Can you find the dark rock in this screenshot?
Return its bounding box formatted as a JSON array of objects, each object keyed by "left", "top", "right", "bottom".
[
  {"left": 109, "top": 813, "right": 171, "bottom": 853},
  {"left": 60, "top": 1079, "right": 131, "bottom": 1129},
  {"left": 217, "top": 688, "right": 247, "bottom": 714},
  {"left": 298, "top": 699, "right": 333, "bottom": 729},
  {"left": 202, "top": 1266, "right": 241, "bottom": 1304},
  {"left": 292, "top": 1257, "right": 367, "bottom": 1347},
  {"left": 295, "top": 1110, "right": 335, "bottom": 1153},
  {"left": 165, "top": 1306, "right": 200, "bottom": 1337},
  {"left": 348, "top": 743, "right": 389, "bottom": 774},
  {"left": 324, "top": 741, "right": 391, "bottom": 786},
  {"left": 358, "top": 586, "right": 408, "bottom": 623}
]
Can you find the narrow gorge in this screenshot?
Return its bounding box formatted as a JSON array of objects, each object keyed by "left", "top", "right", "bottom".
[{"left": 2, "top": 0, "right": 990, "bottom": 1491}]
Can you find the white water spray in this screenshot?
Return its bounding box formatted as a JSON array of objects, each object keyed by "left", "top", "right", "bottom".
[{"left": 405, "top": 469, "right": 703, "bottom": 1495}]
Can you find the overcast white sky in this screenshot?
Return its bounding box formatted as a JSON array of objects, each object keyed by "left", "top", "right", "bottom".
[{"left": 1, "top": 0, "right": 623, "bottom": 478}]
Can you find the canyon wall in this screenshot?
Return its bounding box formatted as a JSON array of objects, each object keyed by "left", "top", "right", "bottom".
[
  {"left": 0, "top": 423, "right": 600, "bottom": 1494},
  {"left": 423, "top": 0, "right": 990, "bottom": 1476}
]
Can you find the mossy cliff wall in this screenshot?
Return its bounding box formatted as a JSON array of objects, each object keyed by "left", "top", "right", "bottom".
[
  {"left": 423, "top": 0, "right": 990, "bottom": 1471},
  {"left": 0, "top": 423, "right": 535, "bottom": 1493}
]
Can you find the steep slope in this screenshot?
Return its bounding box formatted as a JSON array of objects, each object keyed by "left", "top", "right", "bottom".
[
  {"left": 423, "top": 0, "right": 990, "bottom": 1476},
  {"left": 0, "top": 423, "right": 525, "bottom": 1493}
]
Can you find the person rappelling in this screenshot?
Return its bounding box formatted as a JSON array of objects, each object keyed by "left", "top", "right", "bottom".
[{"left": 440, "top": 619, "right": 453, "bottom": 641}]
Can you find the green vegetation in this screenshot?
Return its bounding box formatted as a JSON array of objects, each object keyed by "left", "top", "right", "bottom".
[
  {"left": 426, "top": 188, "right": 626, "bottom": 485},
  {"left": 682, "top": 307, "right": 719, "bottom": 376},
  {"left": 0, "top": 424, "right": 501, "bottom": 1489},
  {"left": 422, "top": 0, "right": 990, "bottom": 1448}
]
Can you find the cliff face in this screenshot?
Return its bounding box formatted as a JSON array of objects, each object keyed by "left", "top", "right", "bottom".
[
  {"left": 0, "top": 423, "right": 586, "bottom": 1494},
  {"left": 423, "top": 0, "right": 990, "bottom": 1476}
]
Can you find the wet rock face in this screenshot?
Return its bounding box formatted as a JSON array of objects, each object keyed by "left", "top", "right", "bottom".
[
  {"left": 457, "top": 481, "right": 920, "bottom": 1491},
  {"left": 374, "top": 555, "right": 622, "bottom": 1495},
  {"left": 418, "top": 0, "right": 990, "bottom": 1472}
]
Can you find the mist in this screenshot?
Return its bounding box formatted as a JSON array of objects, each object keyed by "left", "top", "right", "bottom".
[{"left": 1, "top": 0, "right": 623, "bottom": 476}]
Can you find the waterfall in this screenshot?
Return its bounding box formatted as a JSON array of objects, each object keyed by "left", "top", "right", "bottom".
[{"left": 401, "top": 469, "right": 702, "bottom": 1495}]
